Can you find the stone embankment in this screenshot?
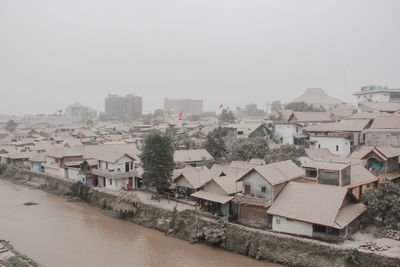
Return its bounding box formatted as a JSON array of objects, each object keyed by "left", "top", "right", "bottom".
[
  {"left": 0, "top": 240, "right": 41, "bottom": 267},
  {"left": 2, "top": 166, "right": 400, "bottom": 267}
]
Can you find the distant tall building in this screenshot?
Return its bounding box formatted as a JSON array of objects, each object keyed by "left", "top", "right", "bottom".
[
  {"left": 65, "top": 103, "right": 97, "bottom": 120},
  {"left": 104, "top": 94, "right": 142, "bottom": 121},
  {"left": 126, "top": 94, "right": 142, "bottom": 121},
  {"left": 164, "top": 98, "right": 203, "bottom": 114}
]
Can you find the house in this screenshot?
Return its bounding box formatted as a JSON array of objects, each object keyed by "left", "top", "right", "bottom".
[
  {"left": 353, "top": 86, "right": 400, "bottom": 103},
  {"left": 235, "top": 160, "right": 305, "bottom": 228},
  {"left": 305, "top": 119, "right": 372, "bottom": 156},
  {"left": 91, "top": 151, "right": 138, "bottom": 191},
  {"left": 288, "top": 88, "right": 344, "bottom": 109},
  {"left": 229, "top": 160, "right": 263, "bottom": 169},
  {"left": 357, "top": 102, "right": 400, "bottom": 113},
  {"left": 191, "top": 172, "right": 244, "bottom": 217},
  {"left": 288, "top": 111, "right": 333, "bottom": 126},
  {"left": 174, "top": 149, "right": 214, "bottom": 167},
  {"left": 0, "top": 146, "right": 18, "bottom": 165},
  {"left": 301, "top": 160, "right": 378, "bottom": 201},
  {"left": 301, "top": 161, "right": 351, "bottom": 186},
  {"left": 43, "top": 148, "right": 84, "bottom": 178},
  {"left": 210, "top": 164, "right": 251, "bottom": 177},
  {"left": 79, "top": 159, "right": 99, "bottom": 186},
  {"left": 5, "top": 151, "right": 37, "bottom": 168},
  {"left": 360, "top": 146, "right": 400, "bottom": 180},
  {"left": 267, "top": 182, "right": 366, "bottom": 241},
  {"left": 229, "top": 123, "right": 273, "bottom": 139},
  {"left": 172, "top": 166, "right": 212, "bottom": 196},
  {"left": 363, "top": 116, "right": 400, "bottom": 147},
  {"left": 274, "top": 122, "right": 306, "bottom": 145},
  {"left": 29, "top": 153, "right": 45, "bottom": 172},
  {"left": 65, "top": 161, "right": 84, "bottom": 182}
]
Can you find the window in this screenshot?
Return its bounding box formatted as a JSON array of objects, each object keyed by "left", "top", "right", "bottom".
[
  {"left": 318, "top": 144, "right": 321, "bottom": 149},
  {"left": 261, "top": 186, "right": 266, "bottom": 193},
  {"left": 110, "top": 179, "right": 112, "bottom": 185},
  {"left": 336, "top": 145, "right": 339, "bottom": 151},
  {"left": 106, "top": 162, "right": 108, "bottom": 170},
  {"left": 276, "top": 219, "right": 281, "bottom": 225}
]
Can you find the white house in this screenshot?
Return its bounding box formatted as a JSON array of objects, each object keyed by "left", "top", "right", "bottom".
[
  {"left": 353, "top": 86, "right": 400, "bottom": 103},
  {"left": 91, "top": 152, "right": 138, "bottom": 191},
  {"left": 268, "top": 182, "right": 366, "bottom": 240},
  {"left": 310, "top": 136, "right": 351, "bottom": 157},
  {"left": 43, "top": 148, "right": 83, "bottom": 178},
  {"left": 274, "top": 123, "right": 304, "bottom": 145}
]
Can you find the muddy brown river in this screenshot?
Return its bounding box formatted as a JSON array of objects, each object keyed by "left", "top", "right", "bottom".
[{"left": 0, "top": 179, "right": 282, "bottom": 267}]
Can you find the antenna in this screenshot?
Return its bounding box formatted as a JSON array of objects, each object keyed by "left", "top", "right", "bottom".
[{"left": 344, "top": 69, "right": 349, "bottom": 103}]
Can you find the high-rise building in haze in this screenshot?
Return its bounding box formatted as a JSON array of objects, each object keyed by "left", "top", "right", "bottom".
[
  {"left": 164, "top": 98, "right": 203, "bottom": 114},
  {"left": 104, "top": 94, "right": 142, "bottom": 121}
]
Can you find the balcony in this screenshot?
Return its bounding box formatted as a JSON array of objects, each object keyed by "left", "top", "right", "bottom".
[
  {"left": 92, "top": 168, "right": 138, "bottom": 179},
  {"left": 235, "top": 194, "right": 272, "bottom": 207}
]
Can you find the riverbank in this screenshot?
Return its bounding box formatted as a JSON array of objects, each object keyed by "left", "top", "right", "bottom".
[
  {"left": 0, "top": 240, "right": 41, "bottom": 267},
  {"left": 1, "top": 166, "right": 400, "bottom": 267}
]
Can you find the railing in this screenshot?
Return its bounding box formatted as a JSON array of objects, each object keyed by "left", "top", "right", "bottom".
[
  {"left": 235, "top": 194, "right": 272, "bottom": 207},
  {"left": 92, "top": 168, "right": 138, "bottom": 179}
]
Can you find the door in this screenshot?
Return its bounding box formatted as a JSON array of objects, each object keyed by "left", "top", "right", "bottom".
[
  {"left": 244, "top": 184, "right": 251, "bottom": 195},
  {"left": 103, "top": 177, "right": 106, "bottom": 187},
  {"left": 125, "top": 162, "right": 130, "bottom": 172}
]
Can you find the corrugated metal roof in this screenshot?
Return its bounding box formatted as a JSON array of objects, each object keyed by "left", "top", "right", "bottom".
[{"left": 267, "top": 182, "right": 359, "bottom": 229}]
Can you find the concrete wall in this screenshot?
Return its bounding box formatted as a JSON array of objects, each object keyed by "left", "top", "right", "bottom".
[
  {"left": 44, "top": 166, "right": 65, "bottom": 178},
  {"left": 2, "top": 167, "right": 400, "bottom": 267},
  {"left": 238, "top": 205, "right": 270, "bottom": 229},
  {"left": 67, "top": 167, "right": 82, "bottom": 181},
  {"left": 99, "top": 155, "right": 134, "bottom": 173},
  {"left": 104, "top": 177, "right": 129, "bottom": 191},
  {"left": 30, "top": 162, "right": 43, "bottom": 173},
  {"left": 365, "top": 131, "right": 400, "bottom": 147},
  {"left": 356, "top": 93, "right": 390, "bottom": 104},
  {"left": 242, "top": 171, "right": 272, "bottom": 199},
  {"left": 311, "top": 136, "right": 351, "bottom": 157},
  {"left": 272, "top": 215, "right": 313, "bottom": 237},
  {"left": 274, "top": 124, "right": 302, "bottom": 145}
]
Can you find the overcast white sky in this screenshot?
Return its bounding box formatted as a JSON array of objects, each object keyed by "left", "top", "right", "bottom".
[{"left": 1, "top": 0, "right": 399, "bottom": 115}]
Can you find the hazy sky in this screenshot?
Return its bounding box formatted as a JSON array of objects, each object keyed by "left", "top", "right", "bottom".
[{"left": 1, "top": 0, "right": 399, "bottom": 116}]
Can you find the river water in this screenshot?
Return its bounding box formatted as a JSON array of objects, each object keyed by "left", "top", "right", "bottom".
[{"left": 0, "top": 179, "right": 282, "bottom": 267}]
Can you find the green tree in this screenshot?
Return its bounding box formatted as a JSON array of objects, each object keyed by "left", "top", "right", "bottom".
[
  {"left": 284, "top": 102, "right": 325, "bottom": 112},
  {"left": 231, "top": 137, "right": 269, "bottom": 161},
  {"left": 267, "top": 111, "right": 285, "bottom": 122},
  {"left": 189, "top": 114, "right": 200, "bottom": 121},
  {"left": 264, "top": 144, "right": 304, "bottom": 166},
  {"left": 153, "top": 109, "right": 164, "bottom": 118},
  {"left": 219, "top": 109, "right": 236, "bottom": 123},
  {"left": 362, "top": 180, "right": 400, "bottom": 228},
  {"left": 204, "top": 127, "right": 228, "bottom": 159},
  {"left": 86, "top": 119, "right": 94, "bottom": 127},
  {"left": 5, "top": 120, "right": 17, "bottom": 132},
  {"left": 142, "top": 113, "right": 153, "bottom": 125},
  {"left": 141, "top": 131, "right": 175, "bottom": 196},
  {"left": 270, "top": 100, "right": 283, "bottom": 112},
  {"left": 245, "top": 104, "right": 264, "bottom": 117}
]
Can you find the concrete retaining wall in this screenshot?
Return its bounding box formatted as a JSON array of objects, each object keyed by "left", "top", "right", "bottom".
[{"left": 1, "top": 166, "right": 400, "bottom": 267}]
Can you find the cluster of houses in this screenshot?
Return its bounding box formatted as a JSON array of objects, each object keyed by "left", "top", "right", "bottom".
[{"left": 1, "top": 86, "right": 400, "bottom": 242}]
